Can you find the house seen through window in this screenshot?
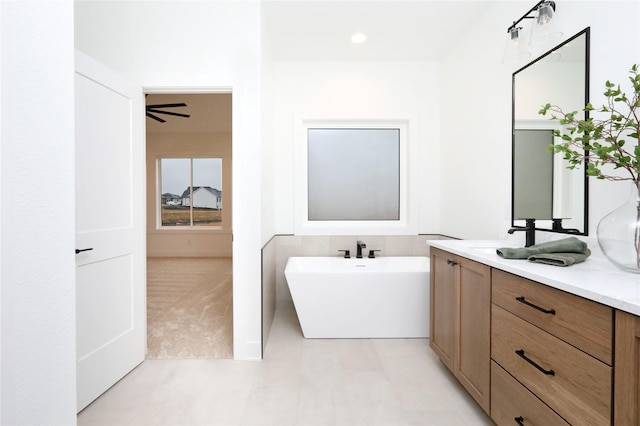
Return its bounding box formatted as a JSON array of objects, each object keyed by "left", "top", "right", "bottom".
[{"left": 160, "top": 158, "right": 222, "bottom": 227}]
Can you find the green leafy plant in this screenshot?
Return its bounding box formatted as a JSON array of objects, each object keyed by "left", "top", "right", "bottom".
[
  {"left": 539, "top": 64, "right": 640, "bottom": 272},
  {"left": 539, "top": 64, "right": 640, "bottom": 181}
]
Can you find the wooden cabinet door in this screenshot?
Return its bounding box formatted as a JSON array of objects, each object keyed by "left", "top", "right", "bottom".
[
  {"left": 430, "top": 248, "right": 456, "bottom": 371},
  {"left": 430, "top": 248, "right": 491, "bottom": 414},
  {"left": 614, "top": 310, "right": 640, "bottom": 425},
  {"left": 455, "top": 257, "right": 491, "bottom": 415}
]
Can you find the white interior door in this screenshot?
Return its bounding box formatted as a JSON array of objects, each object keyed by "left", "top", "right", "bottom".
[{"left": 75, "top": 50, "right": 146, "bottom": 412}]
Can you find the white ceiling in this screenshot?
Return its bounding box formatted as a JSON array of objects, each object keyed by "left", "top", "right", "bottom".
[
  {"left": 262, "top": 0, "right": 493, "bottom": 61},
  {"left": 146, "top": 1, "right": 495, "bottom": 132}
]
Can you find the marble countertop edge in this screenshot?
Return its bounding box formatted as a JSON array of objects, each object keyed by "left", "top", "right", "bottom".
[{"left": 428, "top": 239, "right": 640, "bottom": 317}]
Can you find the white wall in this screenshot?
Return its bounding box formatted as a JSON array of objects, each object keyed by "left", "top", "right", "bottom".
[
  {"left": 1, "top": 3, "right": 3, "bottom": 419},
  {"left": 440, "top": 0, "right": 640, "bottom": 241},
  {"left": 261, "top": 9, "right": 276, "bottom": 245},
  {"left": 440, "top": 2, "right": 519, "bottom": 241},
  {"left": 272, "top": 61, "right": 441, "bottom": 235},
  {"left": 568, "top": 1, "right": 640, "bottom": 234},
  {"left": 75, "top": 0, "right": 264, "bottom": 360},
  {"left": 1, "top": 1, "right": 77, "bottom": 424},
  {"left": 260, "top": 10, "right": 277, "bottom": 354}
]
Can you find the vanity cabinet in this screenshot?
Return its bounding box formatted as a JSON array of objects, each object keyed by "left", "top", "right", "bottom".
[
  {"left": 429, "top": 242, "right": 640, "bottom": 424},
  {"left": 429, "top": 247, "right": 491, "bottom": 414},
  {"left": 491, "top": 269, "right": 613, "bottom": 425},
  {"left": 429, "top": 246, "right": 628, "bottom": 424},
  {"left": 614, "top": 310, "right": 640, "bottom": 424},
  {"left": 430, "top": 247, "right": 456, "bottom": 370},
  {"left": 491, "top": 360, "right": 569, "bottom": 426}
]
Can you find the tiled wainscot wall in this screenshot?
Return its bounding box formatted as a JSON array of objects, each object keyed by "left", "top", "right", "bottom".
[{"left": 261, "top": 234, "right": 454, "bottom": 354}]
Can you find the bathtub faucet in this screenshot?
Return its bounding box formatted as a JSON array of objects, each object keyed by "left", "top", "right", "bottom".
[
  {"left": 356, "top": 240, "right": 367, "bottom": 258},
  {"left": 368, "top": 250, "right": 381, "bottom": 259}
]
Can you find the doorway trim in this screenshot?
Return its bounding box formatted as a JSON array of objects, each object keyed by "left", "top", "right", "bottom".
[{"left": 143, "top": 85, "right": 244, "bottom": 359}]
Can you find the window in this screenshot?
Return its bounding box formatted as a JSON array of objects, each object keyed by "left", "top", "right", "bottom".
[
  {"left": 295, "top": 119, "right": 414, "bottom": 236},
  {"left": 159, "top": 158, "right": 222, "bottom": 227},
  {"left": 307, "top": 128, "right": 400, "bottom": 221}
]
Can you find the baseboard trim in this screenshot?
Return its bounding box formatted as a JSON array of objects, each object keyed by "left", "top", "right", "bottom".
[{"left": 238, "top": 340, "right": 263, "bottom": 361}]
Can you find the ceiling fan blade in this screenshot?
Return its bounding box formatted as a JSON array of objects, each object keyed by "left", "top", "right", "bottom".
[
  {"left": 146, "top": 112, "right": 166, "bottom": 123},
  {"left": 146, "top": 103, "right": 188, "bottom": 109},
  {"left": 146, "top": 109, "right": 191, "bottom": 118}
]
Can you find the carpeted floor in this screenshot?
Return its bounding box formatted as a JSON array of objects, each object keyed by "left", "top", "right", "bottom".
[{"left": 146, "top": 257, "right": 233, "bottom": 359}]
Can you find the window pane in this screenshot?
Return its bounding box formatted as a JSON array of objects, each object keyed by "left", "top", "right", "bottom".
[
  {"left": 513, "top": 129, "right": 554, "bottom": 220},
  {"left": 308, "top": 128, "right": 400, "bottom": 220},
  {"left": 161, "top": 158, "right": 191, "bottom": 226},
  {"left": 192, "top": 158, "right": 222, "bottom": 226}
]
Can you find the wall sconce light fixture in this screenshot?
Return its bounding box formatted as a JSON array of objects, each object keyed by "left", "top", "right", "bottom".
[
  {"left": 502, "top": 1, "right": 563, "bottom": 64},
  {"left": 503, "top": 26, "right": 532, "bottom": 65}
]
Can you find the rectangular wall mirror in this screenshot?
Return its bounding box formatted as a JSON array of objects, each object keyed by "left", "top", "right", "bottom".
[{"left": 512, "top": 27, "right": 590, "bottom": 235}]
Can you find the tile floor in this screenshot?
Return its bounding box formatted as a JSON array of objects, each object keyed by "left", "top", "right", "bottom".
[{"left": 78, "top": 303, "right": 493, "bottom": 425}]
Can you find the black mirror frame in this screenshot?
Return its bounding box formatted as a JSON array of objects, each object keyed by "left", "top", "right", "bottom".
[{"left": 511, "top": 27, "right": 591, "bottom": 236}]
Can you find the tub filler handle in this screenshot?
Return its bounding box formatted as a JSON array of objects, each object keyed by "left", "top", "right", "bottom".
[
  {"left": 338, "top": 250, "right": 351, "bottom": 258},
  {"left": 368, "top": 250, "right": 381, "bottom": 259}
]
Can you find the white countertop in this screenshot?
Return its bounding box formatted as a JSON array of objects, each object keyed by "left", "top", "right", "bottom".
[{"left": 428, "top": 239, "right": 640, "bottom": 316}]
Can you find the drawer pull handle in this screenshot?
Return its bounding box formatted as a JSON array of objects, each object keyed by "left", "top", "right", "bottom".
[
  {"left": 515, "top": 296, "right": 556, "bottom": 315},
  {"left": 515, "top": 349, "right": 555, "bottom": 375},
  {"left": 514, "top": 416, "right": 525, "bottom": 425},
  {"left": 446, "top": 259, "right": 457, "bottom": 266}
]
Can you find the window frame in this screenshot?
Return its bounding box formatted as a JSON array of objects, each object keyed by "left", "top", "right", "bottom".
[
  {"left": 157, "top": 157, "right": 224, "bottom": 230},
  {"left": 295, "top": 119, "right": 416, "bottom": 235}
]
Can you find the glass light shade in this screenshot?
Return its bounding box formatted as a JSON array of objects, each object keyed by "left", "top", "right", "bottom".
[
  {"left": 537, "top": 1, "right": 554, "bottom": 24},
  {"left": 502, "top": 27, "right": 531, "bottom": 65},
  {"left": 530, "top": 1, "right": 563, "bottom": 46}
]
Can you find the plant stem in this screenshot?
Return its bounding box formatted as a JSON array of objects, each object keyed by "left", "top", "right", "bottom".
[{"left": 635, "top": 180, "right": 640, "bottom": 269}]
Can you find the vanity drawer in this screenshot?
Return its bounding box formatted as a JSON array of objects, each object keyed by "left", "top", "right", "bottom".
[
  {"left": 491, "top": 361, "right": 569, "bottom": 426},
  {"left": 492, "top": 304, "right": 612, "bottom": 425},
  {"left": 492, "top": 268, "right": 613, "bottom": 365}
]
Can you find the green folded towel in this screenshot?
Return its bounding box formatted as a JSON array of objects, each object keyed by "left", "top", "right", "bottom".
[
  {"left": 497, "top": 237, "right": 589, "bottom": 259},
  {"left": 527, "top": 249, "right": 591, "bottom": 266}
]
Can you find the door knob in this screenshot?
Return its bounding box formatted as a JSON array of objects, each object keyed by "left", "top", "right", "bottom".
[{"left": 75, "top": 248, "right": 94, "bottom": 254}]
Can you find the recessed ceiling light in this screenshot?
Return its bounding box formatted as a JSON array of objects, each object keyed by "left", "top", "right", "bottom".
[{"left": 350, "top": 32, "right": 367, "bottom": 44}]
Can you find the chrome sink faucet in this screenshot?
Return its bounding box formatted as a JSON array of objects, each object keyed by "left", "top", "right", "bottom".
[{"left": 356, "top": 240, "right": 367, "bottom": 258}]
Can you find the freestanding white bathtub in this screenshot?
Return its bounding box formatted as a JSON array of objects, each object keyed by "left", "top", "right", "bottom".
[{"left": 284, "top": 256, "right": 430, "bottom": 338}]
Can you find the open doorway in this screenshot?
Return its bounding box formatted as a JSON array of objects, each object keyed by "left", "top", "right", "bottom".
[{"left": 144, "top": 93, "right": 233, "bottom": 359}]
